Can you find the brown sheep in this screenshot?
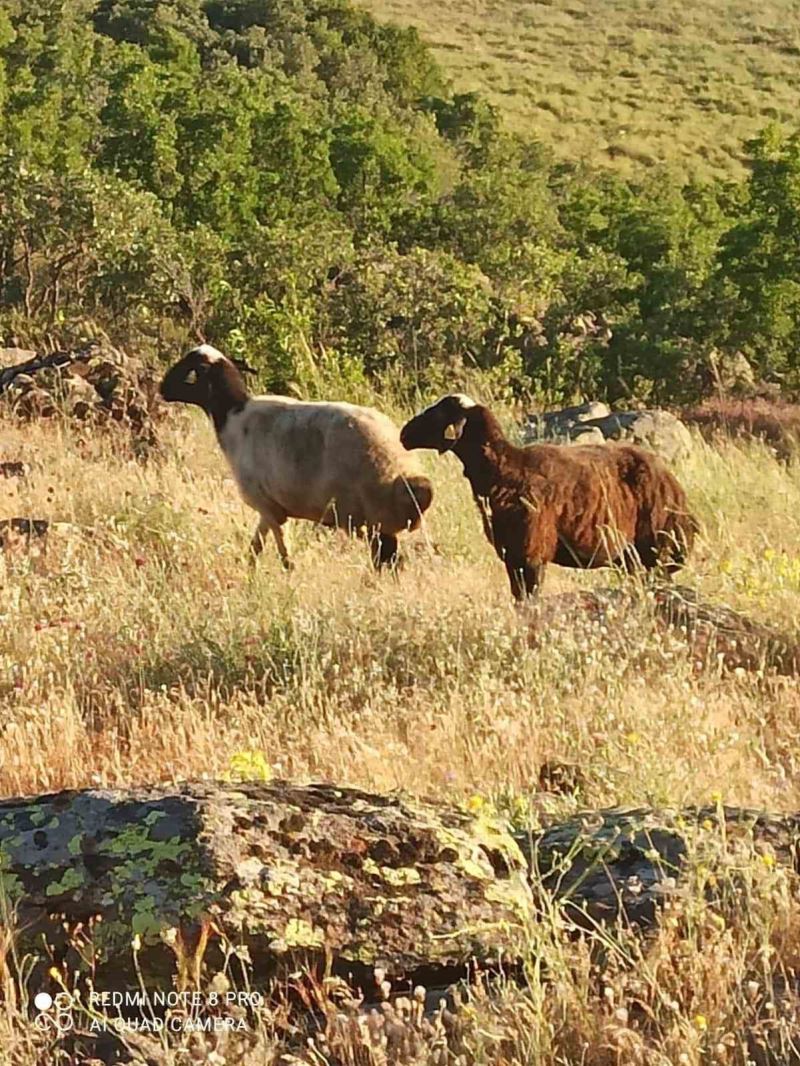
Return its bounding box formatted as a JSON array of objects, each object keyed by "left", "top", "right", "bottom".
[
  {"left": 400, "top": 395, "right": 696, "bottom": 600},
  {"left": 160, "top": 345, "right": 433, "bottom": 569}
]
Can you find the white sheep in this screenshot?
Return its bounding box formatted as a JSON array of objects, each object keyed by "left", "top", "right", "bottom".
[{"left": 159, "top": 345, "right": 433, "bottom": 568}]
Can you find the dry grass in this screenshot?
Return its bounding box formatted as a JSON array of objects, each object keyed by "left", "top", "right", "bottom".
[
  {"left": 2, "top": 406, "right": 800, "bottom": 1062},
  {"left": 362, "top": 0, "right": 800, "bottom": 178}
]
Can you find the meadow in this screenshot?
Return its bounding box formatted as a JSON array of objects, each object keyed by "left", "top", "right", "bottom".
[
  {"left": 1, "top": 404, "right": 800, "bottom": 1061},
  {"left": 363, "top": 0, "right": 800, "bottom": 177}
]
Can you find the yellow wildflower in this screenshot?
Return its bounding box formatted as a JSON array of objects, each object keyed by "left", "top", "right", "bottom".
[{"left": 228, "top": 750, "right": 273, "bottom": 782}]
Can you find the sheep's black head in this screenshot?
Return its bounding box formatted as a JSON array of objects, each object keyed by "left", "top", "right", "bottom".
[
  {"left": 400, "top": 395, "right": 477, "bottom": 454},
  {"left": 160, "top": 345, "right": 253, "bottom": 430}
]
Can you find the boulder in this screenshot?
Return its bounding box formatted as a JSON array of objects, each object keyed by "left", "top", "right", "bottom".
[
  {"left": 708, "top": 348, "right": 757, "bottom": 393},
  {"left": 0, "top": 780, "right": 532, "bottom": 994},
  {"left": 0, "top": 347, "right": 36, "bottom": 366},
  {"left": 524, "top": 400, "right": 610, "bottom": 442},
  {"left": 1, "top": 778, "right": 799, "bottom": 990},
  {"left": 527, "top": 804, "right": 800, "bottom": 928},
  {"left": 1, "top": 343, "right": 163, "bottom": 454},
  {"left": 1, "top": 780, "right": 799, "bottom": 1064},
  {"left": 524, "top": 404, "right": 693, "bottom": 463},
  {"left": 528, "top": 584, "right": 800, "bottom": 677}
]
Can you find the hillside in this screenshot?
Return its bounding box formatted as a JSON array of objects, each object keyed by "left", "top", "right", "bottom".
[
  {"left": 364, "top": 0, "right": 800, "bottom": 177},
  {"left": 3, "top": 1, "right": 800, "bottom": 401},
  {"left": 3, "top": 398, "right": 800, "bottom": 1060}
]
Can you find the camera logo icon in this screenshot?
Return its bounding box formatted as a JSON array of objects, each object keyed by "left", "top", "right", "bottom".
[{"left": 33, "top": 991, "right": 75, "bottom": 1034}]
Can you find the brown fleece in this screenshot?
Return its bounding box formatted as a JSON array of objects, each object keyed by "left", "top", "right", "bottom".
[{"left": 404, "top": 401, "right": 696, "bottom": 600}]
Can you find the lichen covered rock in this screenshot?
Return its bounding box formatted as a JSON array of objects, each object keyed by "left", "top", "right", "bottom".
[{"left": 0, "top": 780, "right": 533, "bottom": 990}]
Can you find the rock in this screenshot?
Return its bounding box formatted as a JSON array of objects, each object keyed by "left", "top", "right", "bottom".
[
  {"left": 708, "top": 349, "right": 756, "bottom": 393},
  {"left": 524, "top": 400, "right": 610, "bottom": 442},
  {"left": 0, "top": 343, "right": 163, "bottom": 455},
  {"left": 0, "top": 347, "right": 36, "bottom": 367},
  {"left": 528, "top": 585, "right": 800, "bottom": 677},
  {"left": 64, "top": 373, "right": 97, "bottom": 403},
  {"left": 0, "top": 461, "right": 27, "bottom": 478},
  {"left": 2, "top": 779, "right": 800, "bottom": 1063},
  {"left": 9, "top": 385, "right": 57, "bottom": 418},
  {"left": 524, "top": 404, "right": 693, "bottom": 463},
  {"left": 592, "top": 409, "right": 694, "bottom": 463},
  {"left": 524, "top": 804, "right": 800, "bottom": 928},
  {"left": 0, "top": 781, "right": 533, "bottom": 995},
  {"left": 652, "top": 583, "right": 800, "bottom": 675},
  {"left": 0, "top": 781, "right": 798, "bottom": 996},
  {"left": 567, "top": 425, "right": 606, "bottom": 445}
]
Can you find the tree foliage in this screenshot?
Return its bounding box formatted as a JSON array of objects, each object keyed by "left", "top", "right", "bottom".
[{"left": 0, "top": 0, "right": 798, "bottom": 401}]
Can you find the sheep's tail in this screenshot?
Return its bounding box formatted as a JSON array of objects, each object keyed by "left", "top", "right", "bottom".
[{"left": 393, "top": 474, "right": 433, "bottom": 531}]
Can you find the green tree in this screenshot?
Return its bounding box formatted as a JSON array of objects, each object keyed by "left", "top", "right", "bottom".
[{"left": 711, "top": 126, "right": 800, "bottom": 384}]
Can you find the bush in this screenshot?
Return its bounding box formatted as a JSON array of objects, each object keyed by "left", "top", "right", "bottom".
[{"left": 1, "top": 1, "right": 799, "bottom": 405}]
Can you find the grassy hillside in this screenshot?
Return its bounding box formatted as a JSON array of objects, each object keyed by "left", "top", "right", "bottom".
[
  {"left": 5, "top": 2, "right": 800, "bottom": 400},
  {"left": 364, "top": 0, "right": 800, "bottom": 177},
  {"left": 3, "top": 408, "right": 800, "bottom": 1058},
  {"left": 5, "top": 411, "right": 800, "bottom": 806}
]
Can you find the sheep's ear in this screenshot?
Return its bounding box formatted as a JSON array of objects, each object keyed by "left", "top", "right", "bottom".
[
  {"left": 444, "top": 418, "right": 465, "bottom": 440},
  {"left": 442, "top": 417, "right": 466, "bottom": 449}
]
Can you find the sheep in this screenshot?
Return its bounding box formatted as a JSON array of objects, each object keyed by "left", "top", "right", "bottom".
[
  {"left": 400, "top": 394, "right": 696, "bottom": 600},
  {"left": 159, "top": 345, "right": 433, "bottom": 569}
]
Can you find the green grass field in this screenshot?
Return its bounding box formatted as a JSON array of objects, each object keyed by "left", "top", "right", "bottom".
[{"left": 364, "top": 0, "right": 800, "bottom": 177}]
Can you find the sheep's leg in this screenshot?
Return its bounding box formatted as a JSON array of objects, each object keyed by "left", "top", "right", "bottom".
[
  {"left": 371, "top": 532, "right": 399, "bottom": 571},
  {"left": 505, "top": 559, "right": 544, "bottom": 601},
  {"left": 475, "top": 494, "right": 494, "bottom": 546},
  {"left": 250, "top": 515, "right": 293, "bottom": 571}
]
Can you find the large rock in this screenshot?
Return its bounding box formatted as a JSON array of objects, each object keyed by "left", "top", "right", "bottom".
[
  {"left": 0, "top": 342, "right": 163, "bottom": 454},
  {"left": 1, "top": 780, "right": 800, "bottom": 1064},
  {"left": 0, "top": 347, "right": 36, "bottom": 366},
  {"left": 527, "top": 804, "right": 800, "bottom": 927},
  {"left": 528, "top": 584, "right": 800, "bottom": 677},
  {"left": 1, "top": 778, "right": 799, "bottom": 988},
  {"left": 0, "top": 780, "right": 532, "bottom": 993},
  {"left": 524, "top": 403, "right": 693, "bottom": 463},
  {"left": 524, "top": 400, "right": 610, "bottom": 443},
  {"left": 707, "top": 348, "right": 757, "bottom": 393}
]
